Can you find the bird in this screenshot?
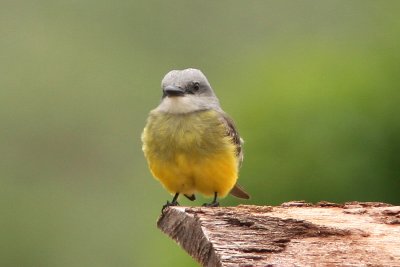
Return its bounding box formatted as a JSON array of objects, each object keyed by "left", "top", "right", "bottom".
[{"left": 141, "top": 68, "right": 249, "bottom": 210}]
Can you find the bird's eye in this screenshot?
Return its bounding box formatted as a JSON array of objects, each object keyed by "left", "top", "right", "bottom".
[{"left": 193, "top": 82, "right": 200, "bottom": 91}]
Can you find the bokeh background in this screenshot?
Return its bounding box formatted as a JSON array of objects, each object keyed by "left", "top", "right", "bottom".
[{"left": 1, "top": 1, "right": 399, "bottom": 266}]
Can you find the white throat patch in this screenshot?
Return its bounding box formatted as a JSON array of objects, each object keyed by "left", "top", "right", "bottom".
[{"left": 155, "top": 95, "right": 203, "bottom": 114}]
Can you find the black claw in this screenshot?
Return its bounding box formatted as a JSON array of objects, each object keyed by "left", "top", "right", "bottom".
[
  {"left": 162, "top": 193, "right": 180, "bottom": 212},
  {"left": 202, "top": 192, "right": 219, "bottom": 207},
  {"left": 162, "top": 200, "right": 179, "bottom": 212},
  {"left": 202, "top": 201, "right": 219, "bottom": 207}
]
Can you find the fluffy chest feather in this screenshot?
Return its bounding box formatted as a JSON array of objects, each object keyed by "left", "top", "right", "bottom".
[{"left": 142, "top": 109, "right": 233, "bottom": 160}]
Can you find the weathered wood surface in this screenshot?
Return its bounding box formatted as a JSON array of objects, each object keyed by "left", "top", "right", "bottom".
[{"left": 157, "top": 201, "right": 400, "bottom": 267}]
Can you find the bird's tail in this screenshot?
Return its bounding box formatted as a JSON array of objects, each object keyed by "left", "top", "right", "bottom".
[{"left": 230, "top": 183, "right": 250, "bottom": 199}]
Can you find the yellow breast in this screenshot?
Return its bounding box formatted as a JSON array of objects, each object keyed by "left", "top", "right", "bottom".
[{"left": 142, "top": 109, "right": 238, "bottom": 197}]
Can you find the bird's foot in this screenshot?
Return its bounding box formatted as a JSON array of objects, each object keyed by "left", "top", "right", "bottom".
[
  {"left": 162, "top": 200, "right": 179, "bottom": 212},
  {"left": 161, "top": 192, "right": 180, "bottom": 212},
  {"left": 202, "top": 192, "right": 219, "bottom": 207},
  {"left": 202, "top": 201, "right": 219, "bottom": 207}
]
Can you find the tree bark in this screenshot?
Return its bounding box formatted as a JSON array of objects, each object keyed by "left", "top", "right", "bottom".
[{"left": 157, "top": 201, "right": 400, "bottom": 267}]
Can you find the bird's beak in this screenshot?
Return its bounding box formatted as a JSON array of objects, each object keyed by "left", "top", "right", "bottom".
[{"left": 163, "top": 85, "right": 185, "bottom": 97}]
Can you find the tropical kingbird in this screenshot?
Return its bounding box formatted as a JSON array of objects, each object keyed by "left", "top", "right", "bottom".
[{"left": 142, "top": 68, "right": 249, "bottom": 209}]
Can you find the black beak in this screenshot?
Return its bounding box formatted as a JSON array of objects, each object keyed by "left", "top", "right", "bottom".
[{"left": 163, "top": 85, "right": 185, "bottom": 97}]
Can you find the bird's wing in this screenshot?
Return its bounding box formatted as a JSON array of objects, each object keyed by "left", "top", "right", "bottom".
[
  {"left": 220, "top": 112, "right": 244, "bottom": 167},
  {"left": 219, "top": 112, "right": 250, "bottom": 199}
]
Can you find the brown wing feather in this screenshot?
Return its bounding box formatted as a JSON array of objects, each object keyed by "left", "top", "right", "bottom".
[
  {"left": 220, "top": 113, "right": 250, "bottom": 199},
  {"left": 220, "top": 113, "right": 243, "bottom": 166}
]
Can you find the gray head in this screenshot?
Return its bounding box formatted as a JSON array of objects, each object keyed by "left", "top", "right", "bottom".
[
  {"left": 161, "top": 68, "right": 216, "bottom": 98},
  {"left": 155, "top": 68, "right": 221, "bottom": 114}
]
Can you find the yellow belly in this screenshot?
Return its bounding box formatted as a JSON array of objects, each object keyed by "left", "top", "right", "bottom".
[
  {"left": 149, "top": 149, "right": 237, "bottom": 197},
  {"left": 142, "top": 110, "right": 238, "bottom": 198}
]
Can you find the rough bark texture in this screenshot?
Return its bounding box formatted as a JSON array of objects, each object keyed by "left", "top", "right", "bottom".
[{"left": 157, "top": 201, "right": 400, "bottom": 267}]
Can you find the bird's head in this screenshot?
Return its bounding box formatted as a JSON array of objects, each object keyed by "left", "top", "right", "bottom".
[{"left": 156, "top": 68, "right": 220, "bottom": 114}]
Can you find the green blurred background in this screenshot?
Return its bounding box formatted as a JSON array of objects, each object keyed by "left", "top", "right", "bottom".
[{"left": 1, "top": 1, "right": 399, "bottom": 266}]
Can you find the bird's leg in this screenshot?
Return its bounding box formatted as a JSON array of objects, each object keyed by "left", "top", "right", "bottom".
[
  {"left": 202, "top": 192, "right": 219, "bottom": 207},
  {"left": 162, "top": 193, "right": 180, "bottom": 212}
]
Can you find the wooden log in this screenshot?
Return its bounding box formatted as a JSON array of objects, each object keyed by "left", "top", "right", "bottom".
[{"left": 157, "top": 201, "right": 400, "bottom": 267}]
